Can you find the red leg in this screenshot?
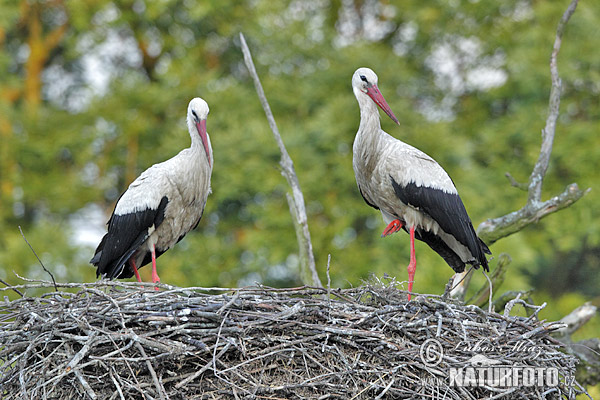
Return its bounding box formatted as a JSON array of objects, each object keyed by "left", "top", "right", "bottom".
[
  {"left": 406, "top": 225, "right": 417, "bottom": 301},
  {"left": 150, "top": 244, "right": 160, "bottom": 290},
  {"left": 381, "top": 219, "right": 405, "bottom": 237},
  {"left": 129, "top": 258, "right": 142, "bottom": 283}
]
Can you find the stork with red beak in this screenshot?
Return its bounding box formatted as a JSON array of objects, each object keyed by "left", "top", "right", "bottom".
[
  {"left": 91, "top": 97, "right": 213, "bottom": 285},
  {"left": 351, "top": 68, "right": 490, "bottom": 300}
]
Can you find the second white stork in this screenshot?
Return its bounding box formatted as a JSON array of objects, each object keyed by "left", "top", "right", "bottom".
[
  {"left": 351, "top": 67, "right": 490, "bottom": 300},
  {"left": 90, "top": 97, "right": 213, "bottom": 285}
]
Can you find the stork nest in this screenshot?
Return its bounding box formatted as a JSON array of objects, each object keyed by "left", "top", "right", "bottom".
[{"left": 0, "top": 278, "right": 585, "bottom": 399}]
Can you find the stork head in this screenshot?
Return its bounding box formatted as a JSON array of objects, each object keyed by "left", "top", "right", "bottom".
[
  {"left": 352, "top": 67, "right": 399, "bottom": 125},
  {"left": 187, "top": 97, "right": 212, "bottom": 167}
]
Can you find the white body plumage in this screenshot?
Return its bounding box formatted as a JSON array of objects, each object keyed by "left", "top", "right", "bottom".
[
  {"left": 351, "top": 68, "right": 489, "bottom": 277},
  {"left": 91, "top": 98, "right": 213, "bottom": 281}
]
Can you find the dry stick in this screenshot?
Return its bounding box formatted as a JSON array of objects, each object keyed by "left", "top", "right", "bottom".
[
  {"left": 74, "top": 369, "right": 97, "bottom": 400},
  {"left": 477, "top": 0, "right": 587, "bottom": 247},
  {"left": 0, "top": 278, "right": 23, "bottom": 297},
  {"left": 239, "top": 32, "right": 322, "bottom": 288},
  {"left": 134, "top": 342, "right": 166, "bottom": 400},
  {"left": 466, "top": 253, "right": 511, "bottom": 308},
  {"left": 374, "top": 378, "right": 395, "bottom": 400},
  {"left": 481, "top": 269, "right": 493, "bottom": 313},
  {"left": 326, "top": 254, "right": 332, "bottom": 308},
  {"left": 109, "top": 369, "right": 126, "bottom": 400},
  {"left": 18, "top": 226, "right": 57, "bottom": 291},
  {"left": 528, "top": 0, "right": 579, "bottom": 204}
]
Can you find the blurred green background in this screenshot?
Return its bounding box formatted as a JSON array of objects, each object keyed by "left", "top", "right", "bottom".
[{"left": 0, "top": 0, "right": 598, "bottom": 385}]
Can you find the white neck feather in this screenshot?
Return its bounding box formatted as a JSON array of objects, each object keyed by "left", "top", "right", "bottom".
[{"left": 354, "top": 89, "right": 384, "bottom": 154}]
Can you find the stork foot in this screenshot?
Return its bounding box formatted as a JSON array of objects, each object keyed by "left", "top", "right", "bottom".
[
  {"left": 152, "top": 276, "right": 161, "bottom": 291},
  {"left": 151, "top": 270, "right": 161, "bottom": 291},
  {"left": 381, "top": 219, "right": 404, "bottom": 237}
]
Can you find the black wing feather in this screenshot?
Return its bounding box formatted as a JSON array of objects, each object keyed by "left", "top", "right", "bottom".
[
  {"left": 412, "top": 228, "right": 466, "bottom": 273},
  {"left": 92, "top": 196, "right": 169, "bottom": 279},
  {"left": 390, "top": 177, "right": 489, "bottom": 271}
]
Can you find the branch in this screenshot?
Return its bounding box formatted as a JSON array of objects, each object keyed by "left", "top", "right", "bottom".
[
  {"left": 554, "top": 302, "right": 600, "bottom": 387},
  {"left": 554, "top": 302, "right": 598, "bottom": 340},
  {"left": 478, "top": 183, "right": 589, "bottom": 244},
  {"left": 477, "top": 0, "right": 588, "bottom": 245},
  {"left": 239, "top": 33, "right": 322, "bottom": 288},
  {"left": 505, "top": 172, "right": 527, "bottom": 191},
  {"left": 18, "top": 226, "right": 57, "bottom": 291},
  {"left": 528, "top": 0, "right": 579, "bottom": 204}
]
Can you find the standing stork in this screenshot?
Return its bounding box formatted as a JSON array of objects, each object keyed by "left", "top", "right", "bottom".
[
  {"left": 90, "top": 97, "right": 213, "bottom": 286},
  {"left": 351, "top": 68, "right": 490, "bottom": 300}
]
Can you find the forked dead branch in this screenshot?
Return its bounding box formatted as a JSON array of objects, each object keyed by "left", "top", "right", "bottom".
[{"left": 0, "top": 281, "right": 587, "bottom": 399}]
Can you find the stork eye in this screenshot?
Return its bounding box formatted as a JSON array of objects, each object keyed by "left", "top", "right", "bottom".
[
  {"left": 192, "top": 110, "right": 199, "bottom": 121},
  {"left": 360, "top": 75, "right": 368, "bottom": 82}
]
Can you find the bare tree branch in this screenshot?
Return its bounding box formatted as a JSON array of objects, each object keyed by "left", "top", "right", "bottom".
[
  {"left": 477, "top": 0, "right": 589, "bottom": 246},
  {"left": 529, "top": 0, "right": 579, "bottom": 204},
  {"left": 554, "top": 303, "right": 600, "bottom": 387},
  {"left": 478, "top": 183, "right": 588, "bottom": 244},
  {"left": 239, "top": 33, "right": 322, "bottom": 288},
  {"left": 555, "top": 302, "right": 598, "bottom": 339},
  {"left": 505, "top": 172, "right": 528, "bottom": 191}
]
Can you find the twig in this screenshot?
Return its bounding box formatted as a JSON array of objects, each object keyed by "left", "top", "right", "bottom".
[
  {"left": 239, "top": 32, "right": 322, "bottom": 288},
  {"left": 477, "top": 0, "right": 588, "bottom": 245},
  {"left": 374, "top": 377, "right": 395, "bottom": 399},
  {"left": 135, "top": 342, "right": 166, "bottom": 400},
  {"left": 18, "top": 226, "right": 57, "bottom": 291},
  {"left": 109, "top": 368, "right": 126, "bottom": 400},
  {"left": 0, "top": 278, "right": 23, "bottom": 297},
  {"left": 74, "top": 369, "right": 97, "bottom": 400},
  {"left": 481, "top": 269, "right": 493, "bottom": 313},
  {"left": 505, "top": 172, "right": 528, "bottom": 191},
  {"left": 67, "top": 332, "right": 98, "bottom": 370},
  {"left": 175, "top": 343, "right": 231, "bottom": 389},
  {"left": 326, "top": 254, "right": 332, "bottom": 309},
  {"left": 467, "top": 253, "right": 511, "bottom": 307},
  {"left": 442, "top": 275, "right": 455, "bottom": 299},
  {"left": 493, "top": 290, "right": 533, "bottom": 312},
  {"left": 350, "top": 372, "right": 389, "bottom": 400}
]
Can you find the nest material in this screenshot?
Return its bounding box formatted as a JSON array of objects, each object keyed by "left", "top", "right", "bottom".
[{"left": 0, "top": 280, "right": 584, "bottom": 399}]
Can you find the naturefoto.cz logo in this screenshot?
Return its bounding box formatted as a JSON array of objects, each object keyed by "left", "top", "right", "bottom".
[{"left": 419, "top": 338, "right": 561, "bottom": 388}]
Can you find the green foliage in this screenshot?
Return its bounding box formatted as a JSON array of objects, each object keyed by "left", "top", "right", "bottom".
[{"left": 0, "top": 0, "right": 598, "bottom": 336}]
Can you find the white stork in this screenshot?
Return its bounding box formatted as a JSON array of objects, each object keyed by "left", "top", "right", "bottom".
[
  {"left": 351, "top": 67, "right": 490, "bottom": 300},
  {"left": 90, "top": 97, "right": 213, "bottom": 285}
]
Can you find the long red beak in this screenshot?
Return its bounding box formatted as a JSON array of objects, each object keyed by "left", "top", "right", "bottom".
[
  {"left": 195, "top": 119, "right": 211, "bottom": 167},
  {"left": 366, "top": 84, "right": 400, "bottom": 125}
]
